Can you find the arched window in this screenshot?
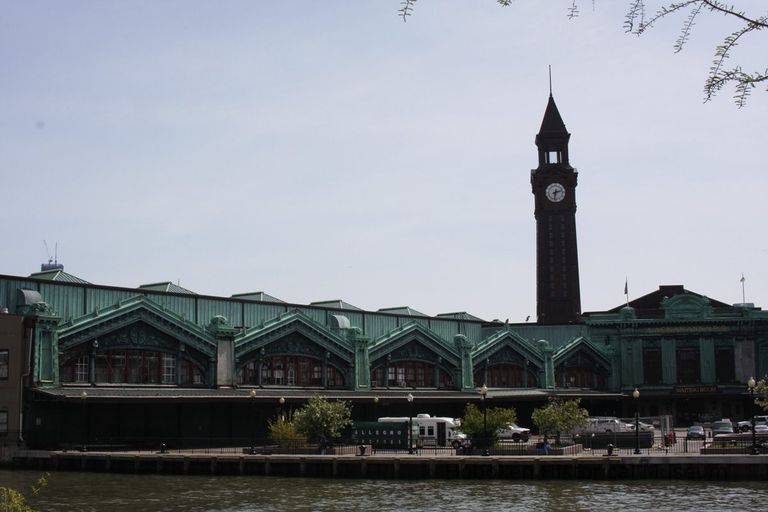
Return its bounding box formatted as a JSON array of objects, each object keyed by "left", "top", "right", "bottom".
[
  {"left": 240, "top": 355, "right": 345, "bottom": 388},
  {"left": 474, "top": 364, "right": 538, "bottom": 388}
]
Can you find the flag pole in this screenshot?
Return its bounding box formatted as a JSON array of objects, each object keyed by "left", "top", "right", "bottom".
[{"left": 624, "top": 277, "right": 629, "bottom": 308}]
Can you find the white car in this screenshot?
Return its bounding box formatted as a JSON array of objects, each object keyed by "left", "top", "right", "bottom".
[
  {"left": 497, "top": 423, "right": 531, "bottom": 442},
  {"left": 627, "top": 421, "right": 655, "bottom": 432}
]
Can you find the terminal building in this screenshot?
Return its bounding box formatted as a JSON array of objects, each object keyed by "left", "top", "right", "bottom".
[{"left": 1, "top": 95, "right": 766, "bottom": 448}]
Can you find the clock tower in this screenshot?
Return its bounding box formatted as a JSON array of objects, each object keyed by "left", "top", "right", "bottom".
[{"left": 531, "top": 94, "right": 581, "bottom": 324}]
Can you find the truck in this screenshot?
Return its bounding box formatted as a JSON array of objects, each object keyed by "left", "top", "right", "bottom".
[
  {"left": 378, "top": 413, "right": 468, "bottom": 448},
  {"left": 497, "top": 423, "right": 531, "bottom": 442}
]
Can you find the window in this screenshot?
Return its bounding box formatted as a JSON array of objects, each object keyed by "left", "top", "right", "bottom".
[
  {"left": 0, "top": 350, "right": 8, "bottom": 380},
  {"left": 643, "top": 349, "right": 662, "bottom": 385},
  {"left": 676, "top": 347, "right": 700, "bottom": 384},
  {"left": 0, "top": 411, "right": 7, "bottom": 435},
  {"left": 545, "top": 150, "right": 561, "bottom": 164},
  {"left": 715, "top": 347, "right": 735, "bottom": 384},
  {"left": 162, "top": 354, "right": 176, "bottom": 384},
  {"left": 39, "top": 332, "right": 52, "bottom": 381},
  {"left": 75, "top": 355, "right": 88, "bottom": 383}
]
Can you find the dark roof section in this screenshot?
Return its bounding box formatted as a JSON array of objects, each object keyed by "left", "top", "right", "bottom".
[
  {"left": 537, "top": 94, "right": 568, "bottom": 137},
  {"left": 588, "top": 285, "right": 732, "bottom": 315}
]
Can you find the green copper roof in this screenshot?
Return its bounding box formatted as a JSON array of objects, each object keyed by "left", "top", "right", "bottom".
[
  {"left": 138, "top": 281, "right": 196, "bottom": 295},
  {"left": 436, "top": 311, "right": 485, "bottom": 322},
  {"left": 310, "top": 300, "right": 362, "bottom": 311},
  {"left": 28, "top": 269, "right": 90, "bottom": 284},
  {"left": 231, "top": 291, "right": 284, "bottom": 303},
  {"left": 378, "top": 306, "right": 428, "bottom": 317}
]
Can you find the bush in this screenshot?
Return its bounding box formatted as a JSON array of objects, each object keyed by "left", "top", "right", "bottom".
[{"left": 267, "top": 416, "right": 304, "bottom": 447}]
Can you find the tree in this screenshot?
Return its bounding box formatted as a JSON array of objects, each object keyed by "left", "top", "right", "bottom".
[
  {"left": 531, "top": 398, "right": 589, "bottom": 446},
  {"left": 460, "top": 402, "right": 518, "bottom": 448},
  {"left": 0, "top": 473, "right": 48, "bottom": 512},
  {"left": 623, "top": 1, "right": 767, "bottom": 107},
  {"left": 398, "top": 1, "right": 767, "bottom": 106},
  {"left": 292, "top": 395, "right": 353, "bottom": 446},
  {"left": 755, "top": 378, "right": 768, "bottom": 413}
]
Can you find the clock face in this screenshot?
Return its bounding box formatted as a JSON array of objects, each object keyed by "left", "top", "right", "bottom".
[{"left": 545, "top": 183, "right": 566, "bottom": 202}]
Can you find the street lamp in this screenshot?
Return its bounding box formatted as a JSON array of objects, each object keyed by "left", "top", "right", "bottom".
[
  {"left": 748, "top": 377, "right": 758, "bottom": 455},
  {"left": 80, "top": 391, "right": 88, "bottom": 452},
  {"left": 249, "top": 389, "right": 257, "bottom": 454},
  {"left": 278, "top": 396, "right": 285, "bottom": 420},
  {"left": 480, "top": 384, "right": 489, "bottom": 456},
  {"left": 407, "top": 393, "right": 414, "bottom": 454},
  {"left": 373, "top": 396, "right": 379, "bottom": 420},
  {"left": 632, "top": 388, "right": 640, "bottom": 455}
]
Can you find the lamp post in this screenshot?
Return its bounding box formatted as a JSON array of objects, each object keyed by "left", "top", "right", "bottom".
[
  {"left": 80, "top": 391, "right": 88, "bottom": 452},
  {"left": 480, "top": 384, "right": 489, "bottom": 456},
  {"left": 407, "top": 393, "right": 414, "bottom": 454},
  {"left": 748, "top": 377, "right": 758, "bottom": 455},
  {"left": 278, "top": 396, "right": 285, "bottom": 420},
  {"left": 632, "top": 388, "right": 640, "bottom": 455},
  {"left": 373, "top": 396, "right": 379, "bottom": 420},
  {"left": 249, "top": 389, "right": 257, "bottom": 454}
]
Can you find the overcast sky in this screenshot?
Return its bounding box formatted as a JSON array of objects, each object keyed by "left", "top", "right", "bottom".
[{"left": 1, "top": 1, "right": 766, "bottom": 322}]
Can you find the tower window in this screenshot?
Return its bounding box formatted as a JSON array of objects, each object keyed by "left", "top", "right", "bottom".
[{"left": 545, "top": 151, "right": 561, "bottom": 164}]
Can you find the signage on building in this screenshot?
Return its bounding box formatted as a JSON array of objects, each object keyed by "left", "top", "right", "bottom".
[{"left": 674, "top": 385, "right": 719, "bottom": 394}]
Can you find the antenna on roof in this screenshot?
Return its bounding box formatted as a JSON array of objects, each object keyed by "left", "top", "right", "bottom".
[
  {"left": 41, "top": 240, "right": 64, "bottom": 272},
  {"left": 548, "top": 65, "right": 553, "bottom": 96}
]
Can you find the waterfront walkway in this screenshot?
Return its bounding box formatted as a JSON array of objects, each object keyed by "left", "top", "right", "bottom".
[{"left": 9, "top": 447, "right": 768, "bottom": 480}]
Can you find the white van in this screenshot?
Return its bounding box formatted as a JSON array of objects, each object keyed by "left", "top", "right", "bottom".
[{"left": 378, "top": 413, "right": 468, "bottom": 448}]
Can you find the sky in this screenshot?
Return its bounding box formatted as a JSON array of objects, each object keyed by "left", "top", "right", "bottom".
[{"left": 1, "top": 1, "right": 766, "bottom": 322}]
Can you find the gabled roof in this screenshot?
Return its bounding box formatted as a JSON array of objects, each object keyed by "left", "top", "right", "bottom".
[
  {"left": 310, "top": 300, "right": 362, "bottom": 311},
  {"left": 138, "top": 281, "right": 196, "bottom": 295},
  {"left": 231, "top": 291, "right": 285, "bottom": 303},
  {"left": 553, "top": 336, "right": 610, "bottom": 367},
  {"left": 603, "top": 285, "right": 730, "bottom": 313},
  {"left": 378, "top": 306, "right": 428, "bottom": 317},
  {"left": 29, "top": 269, "right": 90, "bottom": 284}
]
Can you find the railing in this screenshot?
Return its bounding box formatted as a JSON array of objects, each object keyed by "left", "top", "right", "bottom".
[{"left": 13, "top": 432, "right": 768, "bottom": 457}]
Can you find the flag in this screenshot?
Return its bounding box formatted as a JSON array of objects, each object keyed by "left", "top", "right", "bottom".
[
  {"left": 624, "top": 278, "right": 628, "bottom": 296},
  {"left": 741, "top": 273, "right": 746, "bottom": 283}
]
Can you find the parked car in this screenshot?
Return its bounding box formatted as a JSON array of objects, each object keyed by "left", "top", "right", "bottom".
[
  {"left": 686, "top": 425, "right": 706, "bottom": 440},
  {"left": 627, "top": 421, "right": 655, "bottom": 432},
  {"left": 737, "top": 415, "right": 768, "bottom": 432},
  {"left": 754, "top": 424, "right": 768, "bottom": 434},
  {"left": 497, "top": 423, "right": 531, "bottom": 442},
  {"left": 712, "top": 419, "right": 735, "bottom": 436}
]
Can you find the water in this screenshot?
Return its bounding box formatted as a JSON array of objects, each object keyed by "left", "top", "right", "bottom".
[{"left": 2, "top": 470, "right": 767, "bottom": 511}]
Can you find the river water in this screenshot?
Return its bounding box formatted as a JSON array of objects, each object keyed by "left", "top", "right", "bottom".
[{"left": 2, "top": 469, "right": 767, "bottom": 511}]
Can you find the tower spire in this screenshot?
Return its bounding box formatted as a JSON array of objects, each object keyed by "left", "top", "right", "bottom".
[{"left": 549, "top": 65, "right": 552, "bottom": 96}]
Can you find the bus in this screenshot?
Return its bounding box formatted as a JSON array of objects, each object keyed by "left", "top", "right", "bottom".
[{"left": 377, "top": 413, "right": 468, "bottom": 448}]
